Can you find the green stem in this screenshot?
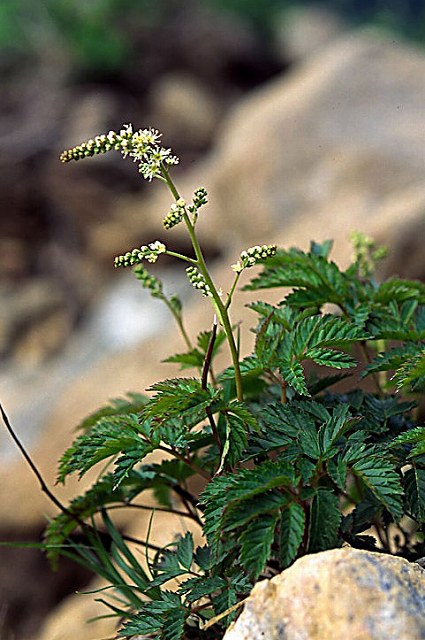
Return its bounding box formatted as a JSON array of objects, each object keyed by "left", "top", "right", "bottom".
[
  {"left": 161, "top": 166, "right": 243, "bottom": 401},
  {"left": 165, "top": 250, "right": 197, "bottom": 264},
  {"left": 162, "top": 297, "right": 193, "bottom": 351},
  {"left": 360, "top": 341, "right": 383, "bottom": 396},
  {"left": 225, "top": 271, "right": 242, "bottom": 310}
]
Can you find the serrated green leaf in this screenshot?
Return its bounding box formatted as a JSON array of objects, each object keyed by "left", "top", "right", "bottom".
[
  {"left": 193, "top": 545, "right": 211, "bottom": 571},
  {"left": 222, "top": 490, "right": 288, "bottom": 532},
  {"left": 219, "top": 355, "right": 263, "bottom": 381},
  {"left": 201, "top": 460, "right": 295, "bottom": 545},
  {"left": 240, "top": 512, "right": 279, "bottom": 578},
  {"left": 297, "top": 457, "right": 317, "bottom": 483},
  {"left": 118, "top": 594, "right": 181, "bottom": 637},
  {"left": 279, "top": 361, "right": 310, "bottom": 396},
  {"left": 218, "top": 411, "right": 248, "bottom": 472},
  {"left": 143, "top": 378, "right": 221, "bottom": 426},
  {"left": 258, "top": 402, "right": 301, "bottom": 440},
  {"left": 77, "top": 392, "right": 147, "bottom": 431},
  {"left": 347, "top": 493, "right": 382, "bottom": 534},
  {"left": 178, "top": 575, "right": 227, "bottom": 604},
  {"left": 319, "top": 404, "right": 353, "bottom": 456},
  {"left": 326, "top": 458, "right": 348, "bottom": 490},
  {"left": 310, "top": 239, "right": 334, "bottom": 258},
  {"left": 225, "top": 460, "right": 296, "bottom": 504},
  {"left": 392, "top": 348, "right": 425, "bottom": 392},
  {"left": 162, "top": 607, "right": 187, "bottom": 640},
  {"left": 391, "top": 426, "right": 425, "bottom": 447},
  {"left": 163, "top": 351, "right": 204, "bottom": 369},
  {"left": 374, "top": 279, "right": 425, "bottom": 305},
  {"left": 306, "top": 347, "right": 357, "bottom": 369},
  {"left": 57, "top": 414, "right": 152, "bottom": 482},
  {"left": 197, "top": 327, "right": 227, "bottom": 354},
  {"left": 363, "top": 345, "right": 418, "bottom": 378},
  {"left": 279, "top": 502, "right": 305, "bottom": 568},
  {"left": 175, "top": 532, "right": 194, "bottom": 571},
  {"left": 404, "top": 467, "right": 425, "bottom": 521},
  {"left": 308, "top": 488, "right": 341, "bottom": 552},
  {"left": 351, "top": 457, "right": 403, "bottom": 520},
  {"left": 298, "top": 421, "right": 320, "bottom": 459}
]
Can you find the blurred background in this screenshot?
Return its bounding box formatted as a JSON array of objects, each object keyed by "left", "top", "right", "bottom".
[{"left": 1, "top": 1, "right": 425, "bottom": 638}]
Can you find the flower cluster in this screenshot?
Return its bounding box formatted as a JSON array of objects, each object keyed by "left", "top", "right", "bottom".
[
  {"left": 115, "top": 241, "right": 167, "bottom": 267},
  {"left": 163, "top": 198, "right": 186, "bottom": 230},
  {"left": 60, "top": 124, "right": 178, "bottom": 181},
  {"left": 185, "top": 266, "right": 212, "bottom": 297},
  {"left": 133, "top": 264, "right": 163, "bottom": 296},
  {"left": 231, "top": 244, "right": 277, "bottom": 273}
]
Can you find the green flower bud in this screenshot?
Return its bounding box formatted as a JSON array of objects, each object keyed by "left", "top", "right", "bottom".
[
  {"left": 163, "top": 198, "right": 185, "bottom": 230},
  {"left": 115, "top": 241, "right": 167, "bottom": 268},
  {"left": 133, "top": 264, "right": 163, "bottom": 296},
  {"left": 232, "top": 244, "right": 277, "bottom": 272},
  {"left": 186, "top": 266, "right": 213, "bottom": 297}
]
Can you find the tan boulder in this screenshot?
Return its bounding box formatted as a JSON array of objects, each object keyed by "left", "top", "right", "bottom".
[{"left": 223, "top": 548, "right": 425, "bottom": 640}]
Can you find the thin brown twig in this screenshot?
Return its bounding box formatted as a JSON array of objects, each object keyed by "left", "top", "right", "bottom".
[{"left": 0, "top": 401, "right": 163, "bottom": 553}]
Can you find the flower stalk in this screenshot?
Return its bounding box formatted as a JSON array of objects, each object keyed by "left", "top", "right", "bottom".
[{"left": 161, "top": 165, "right": 244, "bottom": 401}]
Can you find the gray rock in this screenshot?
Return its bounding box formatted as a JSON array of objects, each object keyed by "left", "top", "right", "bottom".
[{"left": 223, "top": 548, "right": 425, "bottom": 639}]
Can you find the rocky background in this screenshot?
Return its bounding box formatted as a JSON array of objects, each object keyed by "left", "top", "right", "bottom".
[{"left": 0, "top": 1, "right": 425, "bottom": 638}]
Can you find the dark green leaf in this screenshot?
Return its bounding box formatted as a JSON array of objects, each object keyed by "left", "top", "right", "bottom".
[
  {"left": 175, "top": 532, "right": 194, "bottom": 571},
  {"left": 57, "top": 414, "right": 151, "bottom": 482},
  {"left": 326, "top": 458, "right": 348, "bottom": 490},
  {"left": 308, "top": 488, "right": 341, "bottom": 552},
  {"left": 162, "top": 607, "right": 187, "bottom": 640},
  {"left": 77, "top": 392, "right": 147, "bottom": 431},
  {"left": 279, "top": 361, "right": 309, "bottom": 396},
  {"left": 279, "top": 502, "right": 305, "bottom": 568},
  {"left": 404, "top": 467, "right": 425, "bottom": 521},
  {"left": 319, "top": 404, "right": 353, "bottom": 456},
  {"left": 351, "top": 457, "right": 403, "bottom": 520},
  {"left": 178, "top": 575, "right": 227, "bottom": 604},
  {"left": 222, "top": 490, "right": 288, "bottom": 532},
  {"left": 240, "top": 513, "right": 279, "bottom": 578},
  {"left": 143, "top": 378, "right": 221, "bottom": 425}
]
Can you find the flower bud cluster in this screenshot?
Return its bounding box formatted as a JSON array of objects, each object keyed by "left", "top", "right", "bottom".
[
  {"left": 231, "top": 244, "right": 277, "bottom": 273},
  {"left": 115, "top": 241, "right": 167, "bottom": 267},
  {"left": 133, "top": 264, "right": 163, "bottom": 296},
  {"left": 60, "top": 124, "right": 179, "bottom": 181},
  {"left": 188, "top": 187, "right": 208, "bottom": 213},
  {"left": 187, "top": 187, "right": 208, "bottom": 224},
  {"left": 185, "top": 266, "right": 213, "bottom": 297},
  {"left": 163, "top": 198, "right": 186, "bottom": 230},
  {"left": 59, "top": 127, "right": 134, "bottom": 163}
]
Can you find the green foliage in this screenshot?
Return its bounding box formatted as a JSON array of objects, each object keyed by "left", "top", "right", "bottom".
[
  {"left": 38, "top": 225, "right": 425, "bottom": 638},
  {"left": 6, "top": 133, "right": 422, "bottom": 640}
]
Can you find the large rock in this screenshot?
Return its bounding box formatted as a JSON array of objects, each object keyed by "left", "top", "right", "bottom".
[{"left": 223, "top": 548, "right": 425, "bottom": 640}]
